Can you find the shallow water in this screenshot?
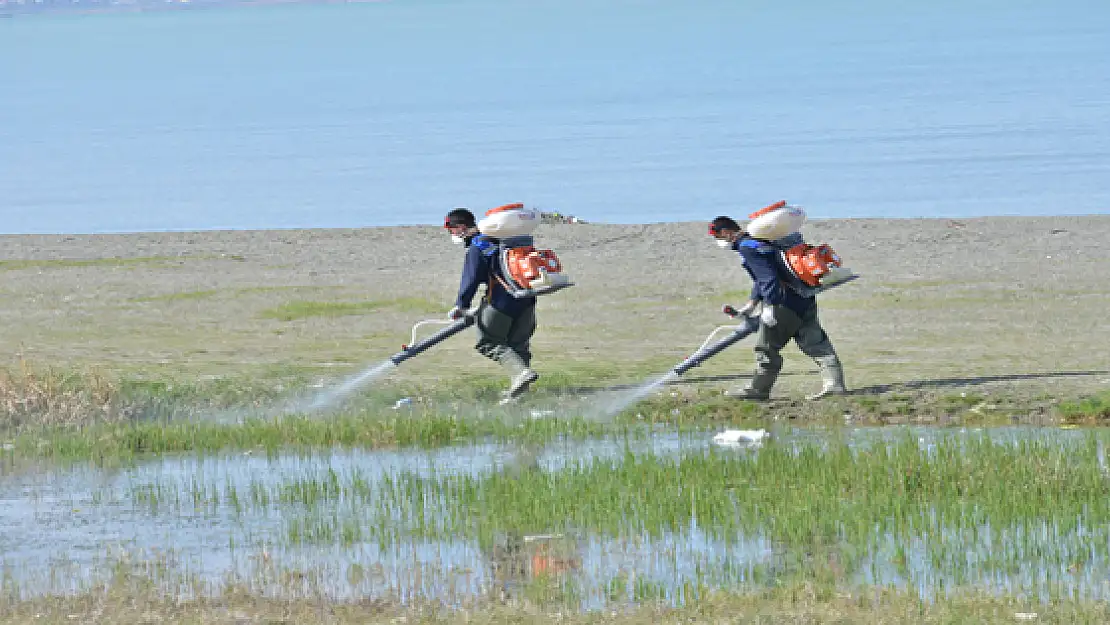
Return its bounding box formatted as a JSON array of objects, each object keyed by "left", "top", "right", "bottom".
[{"left": 1, "top": 425, "right": 1107, "bottom": 607}]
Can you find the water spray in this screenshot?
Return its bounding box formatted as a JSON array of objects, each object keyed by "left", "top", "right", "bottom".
[
  {"left": 589, "top": 305, "right": 761, "bottom": 420},
  {"left": 295, "top": 312, "right": 477, "bottom": 414}
]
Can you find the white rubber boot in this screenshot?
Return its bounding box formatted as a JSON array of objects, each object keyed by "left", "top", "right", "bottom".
[{"left": 807, "top": 361, "right": 847, "bottom": 400}]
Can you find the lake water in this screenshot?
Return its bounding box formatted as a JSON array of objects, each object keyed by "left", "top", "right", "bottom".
[{"left": 2, "top": 0, "right": 1109, "bottom": 234}]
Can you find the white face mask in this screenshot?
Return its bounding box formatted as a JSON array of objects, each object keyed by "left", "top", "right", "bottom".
[
  {"left": 716, "top": 239, "right": 733, "bottom": 249},
  {"left": 451, "top": 234, "right": 467, "bottom": 245}
]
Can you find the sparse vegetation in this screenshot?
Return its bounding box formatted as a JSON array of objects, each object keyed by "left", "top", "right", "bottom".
[
  {"left": 259, "top": 297, "right": 443, "bottom": 321},
  {"left": 0, "top": 255, "right": 185, "bottom": 271},
  {"left": 129, "top": 289, "right": 219, "bottom": 303}
]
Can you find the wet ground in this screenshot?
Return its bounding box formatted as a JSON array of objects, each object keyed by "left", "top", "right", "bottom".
[{"left": 2, "top": 425, "right": 1108, "bottom": 609}]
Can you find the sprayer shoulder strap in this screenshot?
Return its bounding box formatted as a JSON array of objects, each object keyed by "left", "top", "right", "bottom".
[
  {"left": 476, "top": 241, "right": 515, "bottom": 299},
  {"left": 493, "top": 272, "right": 515, "bottom": 296},
  {"left": 494, "top": 244, "right": 528, "bottom": 295},
  {"left": 466, "top": 236, "right": 497, "bottom": 302}
]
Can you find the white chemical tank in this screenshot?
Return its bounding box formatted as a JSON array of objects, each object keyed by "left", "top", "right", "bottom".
[{"left": 478, "top": 203, "right": 541, "bottom": 238}]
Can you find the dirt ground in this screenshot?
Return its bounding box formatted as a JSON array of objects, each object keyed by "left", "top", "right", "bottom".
[{"left": 1, "top": 215, "right": 1108, "bottom": 404}]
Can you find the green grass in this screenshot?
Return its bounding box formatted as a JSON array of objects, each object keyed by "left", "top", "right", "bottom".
[
  {"left": 1060, "top": 390, "right": 1110, "bottom": 423},
  {"left": 259, "top": 297, "right": 442, "bottom": 321},
  {"left": 7, "top": 411, "right": 625, "bottom": 463}
]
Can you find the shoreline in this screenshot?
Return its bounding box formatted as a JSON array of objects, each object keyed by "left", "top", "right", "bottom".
[{"left": 2, "top": 212, "right": 1107, "bottom": 239}]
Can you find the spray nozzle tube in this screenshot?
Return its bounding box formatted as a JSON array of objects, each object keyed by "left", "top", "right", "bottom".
[
  {"left": 390, "top": 314, "right": 477, "bottom": 366},
  {"left": 670, "top": 315, "right": 760, "bottom": 376}
]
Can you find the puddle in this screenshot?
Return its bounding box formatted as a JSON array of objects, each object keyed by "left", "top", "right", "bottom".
[{"left": 1, "top": 425, "right": 1107, "bottom": 607}]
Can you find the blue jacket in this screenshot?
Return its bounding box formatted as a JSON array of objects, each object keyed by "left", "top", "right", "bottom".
[
  {"left": 455, "top": 235, "right": 537, "bottom": 317},
  {"left": 733, "top": 233, "right": 816, "bottom": 317}
]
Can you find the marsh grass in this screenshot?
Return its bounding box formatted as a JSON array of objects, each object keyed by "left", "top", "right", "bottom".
[
  {"left": 114, "top": 433, "right": 1110, "bottom": 609},
  {"left": 186, "top": 434, "right": 1110, "bottom": 553},
  {"left": 0, "top": 361, "right": 121, "bottom": 429},
  {"left": 0, "top": 360, "right": 305, "bottom": 433},
  {"left": 439, "top": 434, "right": 1110, "bottom": 582}
]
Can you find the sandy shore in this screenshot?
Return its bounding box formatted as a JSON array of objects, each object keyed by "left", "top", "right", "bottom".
[{"left": 1, "top": 216, "right": 1108, "bottom": 403}]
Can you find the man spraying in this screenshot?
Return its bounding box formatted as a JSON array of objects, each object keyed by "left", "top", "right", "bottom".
[
  {"left": 443, "top": 207, "right": 539, "bottom": 403},
  {"left": 708, "top": 208, "right": 848, "bottom": 401}
]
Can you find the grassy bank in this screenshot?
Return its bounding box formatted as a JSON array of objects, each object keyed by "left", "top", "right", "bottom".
[
  {"left": 3, "top": 362, "right": 1110, "bottom": 463},
  {"left": 4, "top": 576, "right": 1106, "bottom": 625},
  {"left": 4, "top": 585, "right": 1106, "bottom": 624},
  {"left": 5, "top": 411, "right": 620, "bottom": 463}
]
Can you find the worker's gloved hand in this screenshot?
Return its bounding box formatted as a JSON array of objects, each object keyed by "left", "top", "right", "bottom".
[
  {"left": 760, "top": 306, "right": 778, "bottom": 327},
  {"left": 736, "top": 301, "right": 757, "bottom": 318},
  {"left": 723, "top": 300, "right": 759, "bottom": 318},
  {"left": 447, "top": 306, "right": 465, "bottom": 320}
]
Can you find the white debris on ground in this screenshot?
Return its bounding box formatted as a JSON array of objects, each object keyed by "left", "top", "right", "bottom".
[{"left": 711, "top": 429, "right": 770, "bottom": 447}]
